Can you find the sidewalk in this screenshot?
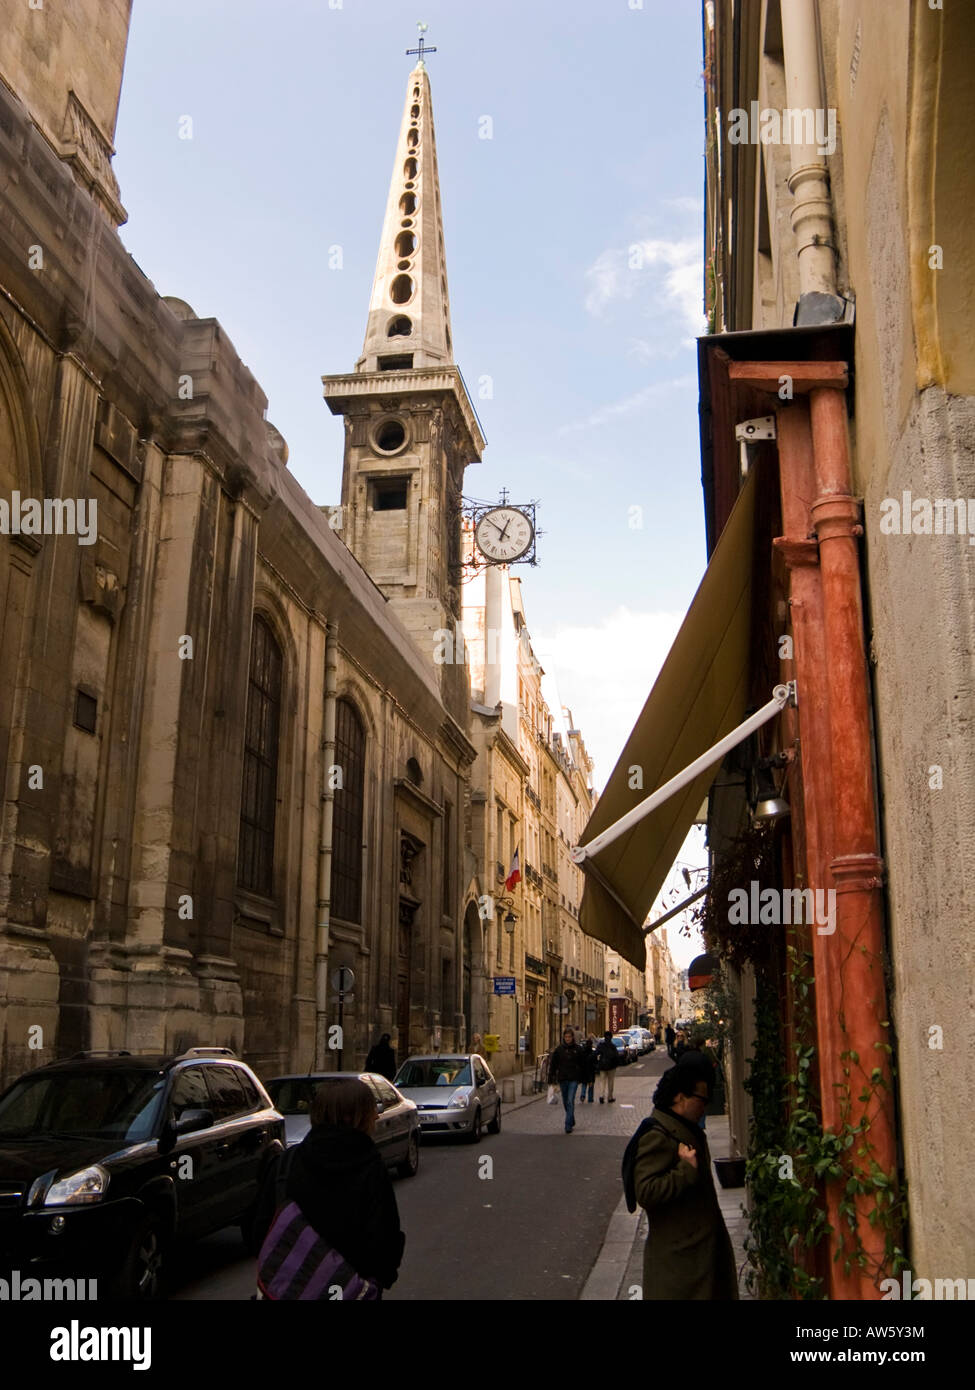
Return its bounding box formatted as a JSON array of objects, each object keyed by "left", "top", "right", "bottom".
[{"left": 498, "top": 1052, "right": 755, "bottom": 1300}]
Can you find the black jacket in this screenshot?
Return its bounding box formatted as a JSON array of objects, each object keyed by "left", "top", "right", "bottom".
[
  {"left": 595, "top": 1039, "right": 620, "bottom": 1072},
  {"left": 548, "top": 1041, "right": 585, "bottom": 1083},
  {"left": 256, "top": 1124, "right": 405, "bottom": 1288},
  {"left": 365, "top": 1037, "right": 397, "bottom": 1081},
  {"left": 579, "top": 1041, "right": 598, "bottom": 1083}
]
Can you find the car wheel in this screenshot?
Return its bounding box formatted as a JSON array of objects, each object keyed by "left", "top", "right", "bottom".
[
  {"left": 397, "top": 1130, "right": 420, "bottom": 1178},
  {"left": 111, "top": 1212, "right": 167, "bottom": 1300},
  {"left": 487, "top": 1102, "right": 501, "bottom": 1135},
  {"left": 467, "top": 1107, "right": 483, "bottom": 1144}
]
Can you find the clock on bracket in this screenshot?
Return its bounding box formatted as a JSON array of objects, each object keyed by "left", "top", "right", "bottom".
[{"left": 474, "top": 506, "right": 535, "bottom": 563}]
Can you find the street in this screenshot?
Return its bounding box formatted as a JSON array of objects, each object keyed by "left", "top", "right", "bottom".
[{"left": 167, "top": 1054, "right": 665, "bottom": 1301}]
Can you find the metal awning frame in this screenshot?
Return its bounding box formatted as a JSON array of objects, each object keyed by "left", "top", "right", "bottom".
[{"left": 572, "top": 680, "right": 796, "bottom": 867}]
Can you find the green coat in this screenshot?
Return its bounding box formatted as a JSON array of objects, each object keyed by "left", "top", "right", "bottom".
[{"left": 632, "top": 1107, "right": 738, "bottom": 1300}]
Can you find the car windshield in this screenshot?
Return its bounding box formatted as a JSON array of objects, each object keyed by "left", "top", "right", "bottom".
[
  {"left": 0, "top": 1071, "right": 166, "bottom": 1143},
  {"left": 395, "top": 1060, "right": 472, "bottom": 1088}
]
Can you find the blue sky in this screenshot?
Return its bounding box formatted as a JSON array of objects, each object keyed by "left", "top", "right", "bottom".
[{"left": 114, "top": 0, "right": 708, "bottom": 810}]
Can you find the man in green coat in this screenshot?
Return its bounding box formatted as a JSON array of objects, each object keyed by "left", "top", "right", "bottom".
[{"left": 631, "top": 1063, "right": 738, "bottom": 1300}]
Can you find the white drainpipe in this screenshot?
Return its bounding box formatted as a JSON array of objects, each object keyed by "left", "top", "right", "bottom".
[
  {"left": 780, "top": 0, "right": 842, "bottom": 316},
  {"left": 315, "top": 620, "right": 339, "bottom": 1069}
]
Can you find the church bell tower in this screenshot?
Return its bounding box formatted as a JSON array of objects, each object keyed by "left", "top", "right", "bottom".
[{"left": 322, "top": 48, "right": 485, "bottom": 715}]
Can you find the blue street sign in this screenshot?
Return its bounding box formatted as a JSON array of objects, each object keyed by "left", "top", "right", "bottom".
[{"left": 493, "top": 976, "right": 516, "bottom": 995}]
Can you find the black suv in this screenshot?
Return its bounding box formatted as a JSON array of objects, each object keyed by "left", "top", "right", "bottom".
[{"left": 0, "top": 1047, "right": 284, "bottom": 1298}]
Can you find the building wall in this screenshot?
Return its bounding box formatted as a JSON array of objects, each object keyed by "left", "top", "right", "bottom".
[
  {"left": 708, "top": 0, "right": 975, "bottom": 1275},
  {"left": 0, "top": 49, "right": 473, "bottom": 1089},
  {"left": 822, "top": 0, "right": 975, "bottom": 1276}
]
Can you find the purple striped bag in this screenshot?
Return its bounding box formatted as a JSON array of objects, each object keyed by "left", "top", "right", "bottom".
[{"left": 256, "top": 1200, "right": 380, "bottom": 1301}]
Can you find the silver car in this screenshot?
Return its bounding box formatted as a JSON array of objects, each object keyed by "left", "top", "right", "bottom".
[
  {"left": 393, "top": 1054, "right": 501, "bottom": 1142},
  {"left": 265, "top": 1072, "right": 421, "bottom": 1178}
]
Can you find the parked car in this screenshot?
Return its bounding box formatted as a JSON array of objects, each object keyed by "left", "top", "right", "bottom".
[
  {"left": 0, "top": 1047, "right": 284, "bottom": 1299},
  {"left": 393, "top": 1054, "right": 501, "bottom": 1141},
  {"left": 610, "top": 1034, "right": 631, "bottom": 1064},
  {"left": 620, "top": 1029, "right": 643, "bottom": 1058},
  {"left": 265, "top": 1072, "right": 420, "bottom": 1178}
]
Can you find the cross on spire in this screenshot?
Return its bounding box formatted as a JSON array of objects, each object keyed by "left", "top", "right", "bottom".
[{"left": 406, "top": 21, "right": 437, "bottom": 67}]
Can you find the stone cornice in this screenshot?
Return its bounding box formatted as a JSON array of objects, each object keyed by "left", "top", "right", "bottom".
[{"left": 322, "top": 367, "right": 485, "bottom": 459}]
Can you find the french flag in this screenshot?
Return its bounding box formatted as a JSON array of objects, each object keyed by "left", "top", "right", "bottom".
[{"left": 505, "top": 848, "right": 521, "bottom": 892}]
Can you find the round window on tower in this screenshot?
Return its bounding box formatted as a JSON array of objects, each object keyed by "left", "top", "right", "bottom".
[
  {"left": 373, "top": 418, "right": 408, "bottom": 455},
  {"left": 400, "top": 192, "right": 416, "bottom": 216},
  {"left": 395, "top": 231, "right": 417, "bottom": 258},
  {"left": 387, "top": 316, "right": 412, "bottom": 338},
  {"left": 404, "top": 157, "right": 418, "bottom": 180}
]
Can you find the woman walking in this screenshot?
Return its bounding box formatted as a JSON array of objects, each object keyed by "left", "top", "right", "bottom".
[
  {"left": 256, "top": 1076, "right": 405, "bottom": 1299},
  {"left": 623, "top": 1062, "right": 737, "bottom": 1300}
]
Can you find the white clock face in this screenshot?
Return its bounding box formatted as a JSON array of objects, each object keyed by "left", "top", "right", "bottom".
[{"left": 474, "top": 507, "right": 534, "bottom": 563}]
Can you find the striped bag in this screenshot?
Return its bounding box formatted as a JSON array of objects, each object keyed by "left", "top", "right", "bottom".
[{"left": 257, "top": 1199, "right": 381, "bottom": 1300}]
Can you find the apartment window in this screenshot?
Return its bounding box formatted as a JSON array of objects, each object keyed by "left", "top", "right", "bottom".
[
  {"left": 238, "top": 616, "right": 283, "bottom": 896},
  {"left": 332, "top": 699, "right": 365, "bottom": 923}
]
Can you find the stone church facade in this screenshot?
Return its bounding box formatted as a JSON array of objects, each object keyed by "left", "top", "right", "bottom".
[{"left": 0, "top": 5, "right": 481, "bottom": 1085}]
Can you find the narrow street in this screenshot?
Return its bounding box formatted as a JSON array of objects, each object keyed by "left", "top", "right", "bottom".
[{"left": 167, "top": 1054, "right": 666, "bottom": 1301}]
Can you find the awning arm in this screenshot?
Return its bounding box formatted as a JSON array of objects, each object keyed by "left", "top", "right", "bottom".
[
  {"left": 643, "top": 882, "right": 709, "bottom": 935},
  {"left": 571, "top": 682, "right": 795, "bottom": 865}
]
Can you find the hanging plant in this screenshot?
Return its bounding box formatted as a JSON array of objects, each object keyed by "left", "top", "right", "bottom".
[{"left": 693, "top": 821, "right": 777, "bottom": 970}]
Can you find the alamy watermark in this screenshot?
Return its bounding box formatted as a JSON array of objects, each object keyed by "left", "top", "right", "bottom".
[
  {"left": 879, "top": 491, "right": 975, "bottom": 544},
  {"left": 0, "top": 492, "right": 97, "bottom": 545},
  {"left": 726, "top": 101, "right": 836, "bottom": 156},
  {"left": 0, "top": 1270, "right": 97, "bottom": 1299},
  {"left": 881, "top": 1271, "right": 975, "bottom": 1300},
  {"left": 728, "top": 881, "right": 836, "bottom": 935}
]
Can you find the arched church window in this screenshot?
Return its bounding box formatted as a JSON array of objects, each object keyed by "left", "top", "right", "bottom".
[
  {"left": 333, "top": 699, "right": 365, "bottom": 924},
  {"left": 238, "top": 615, "right": 283, "bottom": 897}
]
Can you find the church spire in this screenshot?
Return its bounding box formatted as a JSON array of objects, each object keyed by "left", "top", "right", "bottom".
[{"left": 356, "top": 51, "right": 453, "bottom": 372}]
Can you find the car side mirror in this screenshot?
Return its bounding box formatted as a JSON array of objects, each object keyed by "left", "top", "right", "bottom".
[{"left": 174, "top": 1107, "right": 214, "bottom": 1137}]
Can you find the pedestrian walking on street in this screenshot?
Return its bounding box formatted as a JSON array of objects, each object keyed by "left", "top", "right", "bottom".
[
  {"left": 578, "top": 1035, "right": 598, "bottom": 1103},
  {"left": 621, "top": 1062, "right": 738, "bottom": 1301},
  {"left": 595, "top": 1030, "right": 620, "bottom": 1103},
  {"left": 664, "top": 1023, "right": 676, "bottom": 1060},
  {"left": 547, "top": 1026, "right": 585, "bottom": 1132},
  {"left": 365, "top": 1032, "right": 397, "bottom": 1081},
  {"left": 255, "top": 1077, "right": 405, "bottom": 1299}
]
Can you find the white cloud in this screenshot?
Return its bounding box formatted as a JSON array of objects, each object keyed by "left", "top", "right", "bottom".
[
  {"left": 584, "top": 236, "right": 706, "bottom": 342},
  {"left": 557, "top": 372, "right": 696, "bottom": 436},
  {"left": 531, "top": 606, "right": 687, "bottom": 793}
]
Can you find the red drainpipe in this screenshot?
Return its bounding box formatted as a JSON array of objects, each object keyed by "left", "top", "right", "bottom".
[{"left": 731, "top": 361, "right": 896, "bottom": 1297}]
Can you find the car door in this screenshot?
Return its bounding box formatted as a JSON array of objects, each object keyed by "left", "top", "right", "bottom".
[
  {"left": 201, "top": 1065, "right": 255, "bottom": 1228},
  {"left": 472, "top": 1056, "right": 496, "bottom": 1121},
  {"left": 364, "top": 1076, "right": 395, "bottom": 1162},
  {"left": 376, "top": 1078, "right": 410, "bottom": 1162},
  {"left": 164, "top": 1066, "right": 225, "bottom": 1240}
]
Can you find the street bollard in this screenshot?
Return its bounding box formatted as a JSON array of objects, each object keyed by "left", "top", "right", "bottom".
[{"left": 502, "top": 1077, "right": 516, "bottom": 1104}]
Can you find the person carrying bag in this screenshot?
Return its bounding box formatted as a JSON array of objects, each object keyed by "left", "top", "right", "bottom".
[{"left": 255, "top": 1076, "right": 404, "bottom": 1300}]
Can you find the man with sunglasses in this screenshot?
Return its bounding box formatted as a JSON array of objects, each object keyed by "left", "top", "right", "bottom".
[{"left": 625, "top": 1061, "right": 738, "bottom": 1300}]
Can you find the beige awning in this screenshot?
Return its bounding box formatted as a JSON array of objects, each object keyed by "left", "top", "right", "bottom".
[{"left": 578, "top": 472, "right": 757, "bottom": 968}]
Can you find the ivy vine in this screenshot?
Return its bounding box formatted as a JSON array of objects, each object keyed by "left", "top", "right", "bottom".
[{"left": 742, "top": 942, "right": 908, "bottom": 1299}]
